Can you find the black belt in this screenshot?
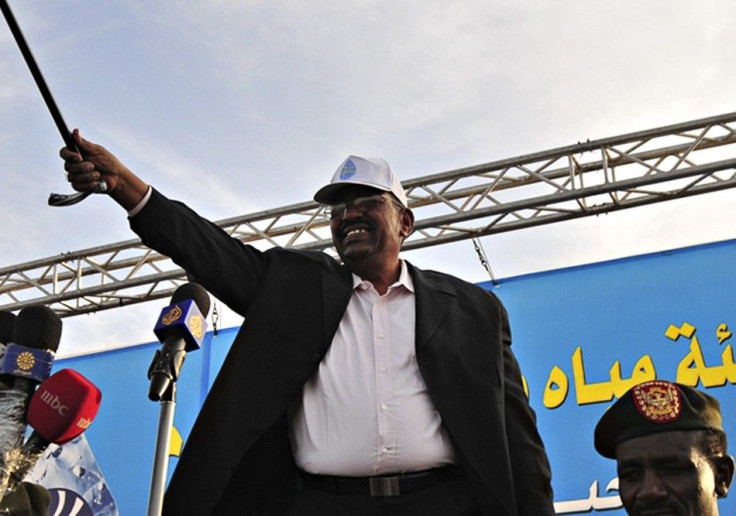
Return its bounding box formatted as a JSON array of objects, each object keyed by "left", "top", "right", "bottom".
[{"left": 300, "top": 466, "right": 462, "bottom": 497}]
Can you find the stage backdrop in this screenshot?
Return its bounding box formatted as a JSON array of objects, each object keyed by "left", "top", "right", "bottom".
[{"left": 56, "top": 238, "right": 736, "bottom": 515}]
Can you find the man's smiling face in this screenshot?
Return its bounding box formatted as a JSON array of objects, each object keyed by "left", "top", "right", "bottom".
[{"left": 328, "top": 185, "right": 412, "bottom": 269}]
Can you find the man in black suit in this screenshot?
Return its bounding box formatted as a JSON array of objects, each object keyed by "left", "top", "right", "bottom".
[{"left": 60, "top": 130, "right": 555, "bottom": 515}]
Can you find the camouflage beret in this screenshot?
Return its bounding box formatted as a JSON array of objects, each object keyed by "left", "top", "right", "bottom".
[{"left": 594, "top": 380, "right": 724, "bottom": 459}]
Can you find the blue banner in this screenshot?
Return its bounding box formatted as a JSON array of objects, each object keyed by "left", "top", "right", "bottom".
[{"left": 55, "top": 238, "right": 736, "bottom": 515}]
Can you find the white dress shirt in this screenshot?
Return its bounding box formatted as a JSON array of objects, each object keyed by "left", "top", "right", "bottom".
[{"left": 288, "top": 261, "right": 456, "bottom": 476}]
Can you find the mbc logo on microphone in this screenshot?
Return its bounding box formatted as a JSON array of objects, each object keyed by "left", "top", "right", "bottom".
[
  {"left": 39, "top": 388, "right": 94, "bottom": 428},
  {"left": 40, "top": 389, "right": 70, "bottom": 415}
]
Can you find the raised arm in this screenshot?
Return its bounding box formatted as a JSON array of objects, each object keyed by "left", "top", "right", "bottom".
[{"left": 59, "top": 129, "right": 273, "bottom": 315}]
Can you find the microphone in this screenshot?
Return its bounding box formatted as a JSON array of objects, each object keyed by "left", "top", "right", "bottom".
[
  {"left": 0, "top": 311, "right": 21, "bottom": 473},
  {"left": 6, "top": 368, "right": 101, "bottom": 491},
  {"left": 147, "top": 283, "right": 210, "bottom": 401},
  {"left": 0, "top": 310, "right": 15, "bottom": 345},
  {"left": 0, "top": 306, "right": 60, "bottom": 474},
  {"left": 1, "top": 305, "right": 61, "bottom": 396}
]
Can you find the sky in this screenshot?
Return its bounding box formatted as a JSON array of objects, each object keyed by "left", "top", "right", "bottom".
[{"left": 1, "top": 1, "right": 735, "bottom": 357}]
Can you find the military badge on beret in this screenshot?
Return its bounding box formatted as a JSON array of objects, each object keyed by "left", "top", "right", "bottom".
[{"left": 631, "top": 380, "right": 681, "bottom": 423}]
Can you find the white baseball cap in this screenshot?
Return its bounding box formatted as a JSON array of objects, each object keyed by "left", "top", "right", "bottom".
[{"left": 313, "top": 155, "right": 408, "bottom": 207}]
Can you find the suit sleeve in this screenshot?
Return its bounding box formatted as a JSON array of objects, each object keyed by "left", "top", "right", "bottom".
[
  {"left": 128, "top": 188, "right": 269, "bottom": 315},
  {"left": 500, "top": 304, "right": 556, "bottom": 515}
]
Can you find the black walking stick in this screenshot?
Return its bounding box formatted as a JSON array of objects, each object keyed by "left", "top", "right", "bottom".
[{"left": 1, "top": 0, "right": 106, "bottom": 206}]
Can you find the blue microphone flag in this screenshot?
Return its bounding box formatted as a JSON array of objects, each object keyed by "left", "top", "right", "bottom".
[
  {"left": 153, "top": 299, "right": 207, "bottom": 352},
  {"left": 0, "top": 343, "right": 55, "bottom": 382}
]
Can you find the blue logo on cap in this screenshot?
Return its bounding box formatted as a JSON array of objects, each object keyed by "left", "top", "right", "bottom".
[{"left": 340, "top": 159, "right": 357, "bottom": 180}]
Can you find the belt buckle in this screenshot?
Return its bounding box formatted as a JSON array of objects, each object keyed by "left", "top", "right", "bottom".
[{"left": 369, "top": 476, "right": 400, "bottom": 496}]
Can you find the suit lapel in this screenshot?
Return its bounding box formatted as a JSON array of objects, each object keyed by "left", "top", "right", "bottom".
[
  {"left": 410, "top": 264, "right": 457, "bottom": 353},
  {"left": 320, "top": 262, "right": 354, "bottom": 350}
]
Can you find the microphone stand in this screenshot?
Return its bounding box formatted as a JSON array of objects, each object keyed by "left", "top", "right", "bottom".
[
  {"left": 147, "top": 382, "right": 176, "bottom": 516},
  {"left": 146, "top": 288, "right": 208, "bottom": 515},
  {"left": 147, "top": 344, "right": 186, "bottom": 516}
]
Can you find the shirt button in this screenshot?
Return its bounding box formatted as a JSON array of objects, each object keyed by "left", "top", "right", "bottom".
[
  {"left": 382, "top": 447, "right": 389, "bottom": 454},
  {"left": 381, "top": 403, "right": 388, "bottom": 411}
]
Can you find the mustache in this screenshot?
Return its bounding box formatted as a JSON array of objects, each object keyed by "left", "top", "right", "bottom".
[{"left": 337, "top": 218, "right": 375, "bottom": 237}]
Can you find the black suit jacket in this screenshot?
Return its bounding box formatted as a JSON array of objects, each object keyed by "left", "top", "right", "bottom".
[{"left": 131, "top": 189, "right": 555, "bottom": 515}]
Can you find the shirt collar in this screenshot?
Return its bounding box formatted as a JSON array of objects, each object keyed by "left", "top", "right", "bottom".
[{"left": 352, "top": 260, "right": 414, "bottom": 293}]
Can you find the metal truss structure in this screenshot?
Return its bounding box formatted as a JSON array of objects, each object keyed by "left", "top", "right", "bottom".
[{"left": 2, "top": 112, "right": 736, "bottom": 317}]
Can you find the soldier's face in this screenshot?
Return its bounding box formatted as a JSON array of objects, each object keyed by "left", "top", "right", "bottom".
[{"left": 616, "top": 431, "right": 724, "bottom": 516}]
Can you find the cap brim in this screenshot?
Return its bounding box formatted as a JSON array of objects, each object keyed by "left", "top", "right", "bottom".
[{"left": 313, "top": 181, "right": 392, "bottom": 204}]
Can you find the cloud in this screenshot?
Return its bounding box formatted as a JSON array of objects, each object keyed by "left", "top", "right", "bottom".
[{"left": 2, "top": 0, "right": 736, "bottom": 355}]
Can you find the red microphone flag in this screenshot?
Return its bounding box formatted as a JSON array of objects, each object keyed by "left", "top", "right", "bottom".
[{"left": 27, "top": 369, "right": 101, "bottom": 445}]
